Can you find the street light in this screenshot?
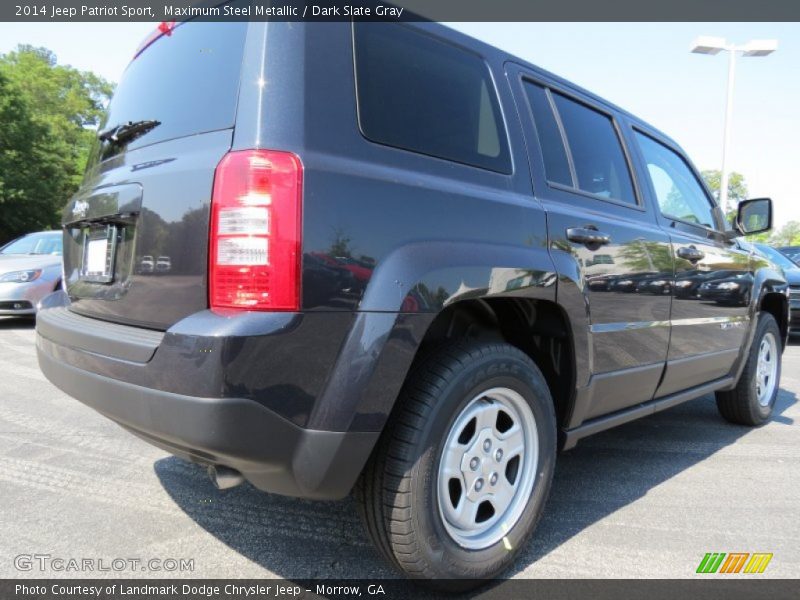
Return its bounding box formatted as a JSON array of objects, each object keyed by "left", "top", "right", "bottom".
[{"left": 690, "top": 36, "right": 778, "bottom": 212}]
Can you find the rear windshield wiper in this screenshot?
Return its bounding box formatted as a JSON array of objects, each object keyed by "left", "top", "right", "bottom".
[{"left": 98, "top": 119, "right": 161, "bottom": 146}]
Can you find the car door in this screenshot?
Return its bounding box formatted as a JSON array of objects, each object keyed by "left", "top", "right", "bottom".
[
  {"left": 629, "top": 128, "right": 752, "bottom": 396},
  {"left": 509, "top": 66, "right": 673, "bottom": 423}
]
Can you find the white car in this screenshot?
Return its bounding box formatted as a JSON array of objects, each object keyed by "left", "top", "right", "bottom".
[
  {"left": 140, "top": 255, "right": 155, "bottom": 273},
  {"left": 155, "top": 256, "right": 172, "bottom": 272},
  {"left": 0, "top": 231, "right": 63, "bottom": 316}
]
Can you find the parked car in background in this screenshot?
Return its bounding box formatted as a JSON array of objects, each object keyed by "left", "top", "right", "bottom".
[
  {"left": 155, "top": 256, "right": 172, "bottom": 273},
  {"left": 139, "top": 255, "right": 155, "bottom": 273},
  {"left": 0, "top": 231, "right": 63, "bottom": 316},
  {"left": 635, "top": 272, "right": 673, "bottom": 295},
  {"left": 304, "top": 252, "right": 358, "bottom": 306},
  {"left": 754, "top": 243, "right": 800, "bottom": 334},
  {"left": 697, "top": 272, "right": 754, "bottom": 306},
  {"left": 674, "top": 269, "right": 741, "bottom": 299},
  {"left": 777, "top": 246, "right": 800, "bottom": 265}
]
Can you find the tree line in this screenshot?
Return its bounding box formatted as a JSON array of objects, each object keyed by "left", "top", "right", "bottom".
[{"left": 0, "top": 45, "right": 112, "bottom": 245}]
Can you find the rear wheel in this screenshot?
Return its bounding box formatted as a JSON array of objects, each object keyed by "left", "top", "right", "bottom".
[
  {"left": 356, "top": 341, "right": 556, "bottom": 587},
  {"left": 715, "top": 312, "right": 781, "bottom": 425}
]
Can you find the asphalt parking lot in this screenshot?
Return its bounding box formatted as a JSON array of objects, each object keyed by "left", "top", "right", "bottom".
[{"left": 1, "top": 316, "right": 798, "bottom": 579}]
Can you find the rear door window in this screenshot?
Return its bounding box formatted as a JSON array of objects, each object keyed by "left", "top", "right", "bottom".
[
  {"left": 353, "top": 23, "right": 511, "bottom": 174},
  {"left": 551, "top": 92, "right": 637, "bottom": 205},
  {"left": 522, "top": 82, "right": 637, "bottom": 205},
  {"left": 98, "top": 20, "right": 248, "bottom": 156},
  {"left": 522, "top": 82, "right": 572, "bottom": 186}
]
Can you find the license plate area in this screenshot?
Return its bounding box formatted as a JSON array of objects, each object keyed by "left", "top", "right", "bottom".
[{"left": 80, "top": 225, "right": 118, "bottom": 284}]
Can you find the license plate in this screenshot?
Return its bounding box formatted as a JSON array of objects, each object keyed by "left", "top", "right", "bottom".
[{"left": 80, "top": 225, "right": 117, "bottom": 283}]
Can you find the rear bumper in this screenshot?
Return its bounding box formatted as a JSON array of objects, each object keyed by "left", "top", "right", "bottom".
[
  {"left": 35, "top": 292, "right": 380, "bottom": 499},
  {"left": 37, "top": 347, "right": 376, "bottom": 499}
]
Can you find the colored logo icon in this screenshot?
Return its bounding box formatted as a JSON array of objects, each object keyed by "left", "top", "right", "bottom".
[{"left": 697, "top": 552, "right": 773, "bottom": 574}]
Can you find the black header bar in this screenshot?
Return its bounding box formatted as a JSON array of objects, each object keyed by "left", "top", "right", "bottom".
[{"left": 3, "top": 0, "right": 800, "bottom": 22}]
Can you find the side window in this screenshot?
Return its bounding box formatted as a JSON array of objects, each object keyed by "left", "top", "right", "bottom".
[
  {"left": 634, "top": 132, "right": 716, "bottom": 229},
  {"left": 522, "top": 82, "right": 572, "bottom": 186},
  {"left": 551, "top": 92, "right": 637, "bottom": 205},
  {"left": 353, "top": 23, "right": 511, "bottom": 174}
]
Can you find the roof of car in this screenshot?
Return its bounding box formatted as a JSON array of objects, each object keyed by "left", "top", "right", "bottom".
[{"left": 422, "top": 22, "right": 683, "bottom": 150}]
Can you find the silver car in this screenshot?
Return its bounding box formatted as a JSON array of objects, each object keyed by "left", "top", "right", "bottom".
[{"left": 0, "top": 231, "right": 63, "bottom": 317}]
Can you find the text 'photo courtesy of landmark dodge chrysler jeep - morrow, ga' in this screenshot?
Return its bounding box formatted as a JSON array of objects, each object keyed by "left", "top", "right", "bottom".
[{"left": 35, "top": 14, "right": 788, "bottom": 588}]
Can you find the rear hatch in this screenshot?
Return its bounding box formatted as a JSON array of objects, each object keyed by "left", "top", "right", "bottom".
[{"left": 62, "top": 20, "right": 248, "bottom": 330}]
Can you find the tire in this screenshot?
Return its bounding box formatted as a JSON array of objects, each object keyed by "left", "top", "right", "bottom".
[
  {"left": 715, "top": 311, "right": 781, "bottom": 426},
  {"left": 356, "top": 341, "right": 556, "bottom": 588}
]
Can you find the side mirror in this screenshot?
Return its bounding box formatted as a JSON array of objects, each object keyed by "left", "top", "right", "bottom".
[{"left": 736, "top": 198, "right": 772, "bottom": 235}]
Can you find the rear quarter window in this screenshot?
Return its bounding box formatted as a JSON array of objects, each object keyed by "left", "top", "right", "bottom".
[{"left": 353, "top": 23, "right": 511, "bottom": 174}]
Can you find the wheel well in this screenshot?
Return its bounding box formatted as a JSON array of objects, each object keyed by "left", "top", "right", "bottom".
[
  {"left": 412, "top": 298, "right": 575, "bottom": 427},
  {"left": 760, "top": 292, "right": 788, "bottom": 346}
]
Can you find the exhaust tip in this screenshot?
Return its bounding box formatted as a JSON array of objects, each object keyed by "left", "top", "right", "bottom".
[{"left": 207, "top": 464, "right": 245, "bottom": 490}]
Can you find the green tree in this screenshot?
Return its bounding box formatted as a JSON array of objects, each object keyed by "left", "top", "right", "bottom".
[
  {"left": 768, "top": 221, "right": 800, "bottom": 247},
  {"left": 698, "top": 169, "right": 772, "bottom": 240},
  {"left": 0, "top": 45, "right": 113, "bottom": 244},
  {"left": 0, "top": 70, "right": 63, "bottom": 241},
  {"left": 701, "top": 169, "right": 749, "bottom": 210},
  {"left": 618, "top": 240, "right": 675, "bottom": 273},
  {"left": 329, "top": 227, "right": 353, "bottom": 258}
]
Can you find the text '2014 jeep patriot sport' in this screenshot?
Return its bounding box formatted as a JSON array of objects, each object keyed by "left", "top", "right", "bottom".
[{"left": 36, "top": 14, "right": 787, "bottom": 586}]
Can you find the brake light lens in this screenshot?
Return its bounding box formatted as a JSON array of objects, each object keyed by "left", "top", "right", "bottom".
[
  {"left": 132, "top": 21, "right": 178, "bottom": 61},
  {"left": 209, "top": 150, "right": 302, "bottom": 311}
]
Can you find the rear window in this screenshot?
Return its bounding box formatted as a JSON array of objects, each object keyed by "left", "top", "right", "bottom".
[
  {"left": 98, "top": 20, "right": 247, "bottom": 155},
  {"left": 353, "top": 23, "right": 511, "bottom": 174}
]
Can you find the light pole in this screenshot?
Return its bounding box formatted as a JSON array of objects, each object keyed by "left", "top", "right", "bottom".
[{"left": 690, "top": 36, "right": 778, "bottom": 213}]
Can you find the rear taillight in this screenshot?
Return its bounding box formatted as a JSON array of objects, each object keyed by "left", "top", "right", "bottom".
[{"left": 209, "top": 150, "right": 303, "bottom": 311}]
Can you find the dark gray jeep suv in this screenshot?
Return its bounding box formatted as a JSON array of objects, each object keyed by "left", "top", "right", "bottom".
[{"left": 36, "top": 14, "right": 787, "bottom": 586}]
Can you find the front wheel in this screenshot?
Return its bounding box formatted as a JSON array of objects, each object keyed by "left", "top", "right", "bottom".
[
  {"left": 715, "top": 312, "right": 781, "bottom": 426},
  {"left": 356, "top": 342, "right": 556, "bottom": 587}
]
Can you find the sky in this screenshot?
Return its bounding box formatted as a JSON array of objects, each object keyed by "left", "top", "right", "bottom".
[{"left": 0, "top": 21, "right": 797, "bottom": 225}]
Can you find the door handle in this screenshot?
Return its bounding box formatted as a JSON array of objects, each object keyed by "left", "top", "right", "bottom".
[
  {"left": 566, "top": 227, "right": 611, "bottom": 247},
  {"left": 676, "top": 246, "right": 705, "bottom": 262}
]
